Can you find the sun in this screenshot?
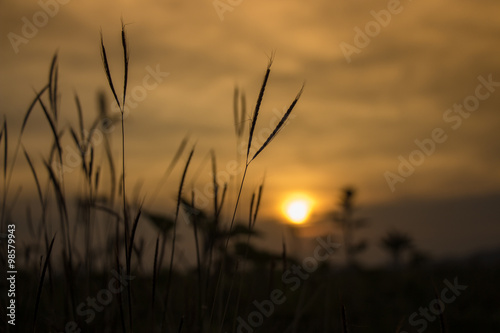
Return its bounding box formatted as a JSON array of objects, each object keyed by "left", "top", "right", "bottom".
[
  {"left": 282, "top": 195, "right": 314, "bottom": 224},
  {"left": 286, "top": 201, "right": 309, "bottom": 223}
]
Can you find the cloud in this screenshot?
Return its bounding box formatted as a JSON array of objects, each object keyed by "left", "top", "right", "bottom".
[{"left": 1, "top": 0, "right": 499, "bottom": 210}]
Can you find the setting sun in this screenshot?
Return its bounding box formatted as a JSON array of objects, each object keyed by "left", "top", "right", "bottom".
[{"left": 282, "top": 195, "right": 314, "bottom": 224}]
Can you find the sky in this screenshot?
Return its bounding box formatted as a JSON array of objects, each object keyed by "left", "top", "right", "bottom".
[{"left": 1, "top": 0, "right": 500, "bottom": 265}]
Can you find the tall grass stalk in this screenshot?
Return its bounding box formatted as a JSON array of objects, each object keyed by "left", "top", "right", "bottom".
[
  {"left": 189, "top": 190, "right": 204, "bottom": 331},
  {"left": 162, "top": 146, "right": 195, "bottom": 331},
  {"left": 33, "top": 234, "right": 56, "bottom": 332},
  {"left": 100, "top": 20, "right": 131, "bottom": 330},
  {"left": 210, "top": 55, "right": 303, "bottom": 328},
  {"left": 152, "top": 235, "right": 160, "bottom": 309},
  {"left": 231, "top": 183, "right": 263, "bottom": 330},
  {"left": 341, "top": 304, "right": 349, "bottom": 333}
]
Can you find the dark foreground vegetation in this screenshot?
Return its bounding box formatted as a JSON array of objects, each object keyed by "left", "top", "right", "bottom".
[
  {"left": 9, "top": 262, "right": 500, "bottom": 332},
  {"left": 1, "top": 24, "right": 499, "bottom": 333}
]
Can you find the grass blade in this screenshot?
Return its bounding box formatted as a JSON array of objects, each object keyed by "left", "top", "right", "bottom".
[
  {"left": 121, "top": 19, "right": 129, "bottom": 108},
  {"left": 43, "top": 160, "right": 71, "bottom": 265},
  {"left": 43, "top": 160, "right": 68, "bottom": 221},
  {"left": 48, "top": 52, "right": 58, "bottom": 120},
  {"left": 164, "top": 146, "right": 195, "bottom": 323},
  {"left": 69, "top": 127, "right": 89, "bottom": 178},
  {"left": 250, "top": 84, "right": 304, "bottom": 163},
  {"left": 177, "top": 317, "right": 184, "bottom": 333},
  {"left": 23, "top": 148, "right": 43, "bottom": 208},
  {"left": 282, "top": 233, "right": 287, "bottom": 274},
  {"left": 74, "top": 92, "right": 84, "bottom": 142},
  {"left": 127, "top": 206, "right": 142, "bottom": 275},
  {"left": 21, "top": 85, "right": 49, "bottom": 136},
  {"left": 239, "top": 90, "right": 246, "bottom": 137},
  {"left": 211, "top": 149, "right": 219, "bottom": 221},
  {"left": 246, "top": 55, "right": 273, "bottom": 161},
  {"left": 126, "top": 205, "right": 142, "bottom": 330},
  {"left": 36, "top": 96, "right": 63, "bottom": 164},
  {"left": 88, "top": 146, "right": 94, "bottom": 181},
  {"left": 94, "top": 166, "right": 100, "bottom": 194},
  {"left": 248, "top": 192, "right": 255, "bottom": 228},
  {"left": 434, "top": 286, "right": 447, "bottom": 333},
  {"left": 100, "top": 30, "right": 121, "bottom": 109},
  {"left": 52, "top": 63, "right": 59, "bottom": 121},
  {"left": 252, "top": 182, "right": 263, "bottom": 228},
  {"left": 190, "top": 190, "right": 203, "bottom": 328},
  {"left": 152, "top": 235, "right": 160, "bottom": 308},
  {"left": 216, "top": 182, "right": 227, "bottom": 220},
  {"left": 341, "top": 304, "right": 349, "bottom": 333},
  {"left": 233, "top": 86, "right": 239, "bottom": 137},
  {"left": 33, "top": 233, "right": 56, "bottom": 332}
]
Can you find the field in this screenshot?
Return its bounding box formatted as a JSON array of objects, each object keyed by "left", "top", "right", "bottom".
[{"left": 1, "top": 25, "right": 500, "bottom": 333}]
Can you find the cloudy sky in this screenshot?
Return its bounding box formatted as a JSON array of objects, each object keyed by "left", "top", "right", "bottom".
[{"left": 1, "top": 0, "right": 499, "bottom": 263}]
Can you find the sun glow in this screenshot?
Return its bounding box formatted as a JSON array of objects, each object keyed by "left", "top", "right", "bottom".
[{"left": 282, "top": 195, "right": 314, "bottom": 224}]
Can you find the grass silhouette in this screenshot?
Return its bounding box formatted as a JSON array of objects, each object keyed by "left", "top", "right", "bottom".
[{"left": 0, "top": 25, "right": 498, "bottom": 333}]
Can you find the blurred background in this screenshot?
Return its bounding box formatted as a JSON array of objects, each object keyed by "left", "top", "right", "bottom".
[{"left": 1, "top": 0, "right": 500, "bottom": 266}]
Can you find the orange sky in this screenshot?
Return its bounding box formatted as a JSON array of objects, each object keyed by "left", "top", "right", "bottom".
[{"left": 1, "top": 0, "right": 500, "bottom": 263}]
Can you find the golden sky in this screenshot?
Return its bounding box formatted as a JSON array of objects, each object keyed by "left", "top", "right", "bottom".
[{"left": 1, "top": 0, "right": 500, "bottom": 262}]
